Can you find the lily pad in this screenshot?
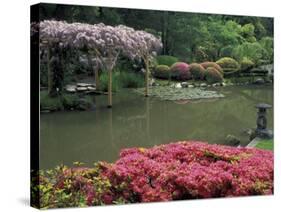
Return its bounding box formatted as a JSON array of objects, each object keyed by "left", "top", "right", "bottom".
[{"left": 135, "top": 87, "right": 224, "bottom": 101}]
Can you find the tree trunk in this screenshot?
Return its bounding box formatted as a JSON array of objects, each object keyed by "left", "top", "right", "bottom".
[
  {"left": 47, "top": 46, "right": 52, "bottom": 95},
  {"left": 95, "top": 69, "right": 99, "bottom": 90},
  {"left": 108, "top": 68, "right": 112, "bottom": 107},
  {"left": 144, "top": 58, "right": 149, "bottom": 97}
]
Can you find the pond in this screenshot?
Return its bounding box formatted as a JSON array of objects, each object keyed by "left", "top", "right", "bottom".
[{"left": 40, "top": 85, "right": 273, "bottom": 169}]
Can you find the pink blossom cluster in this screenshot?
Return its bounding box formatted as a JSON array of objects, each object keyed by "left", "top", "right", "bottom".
[
  {"left": 170, "top": 62, "right": 192, "bottom": 80},
  {"left": 103, "top": 141, "right": 273, "bottom": 202},
  {"left": 36, "top": 141, "right": 273, "bottom": 208}
]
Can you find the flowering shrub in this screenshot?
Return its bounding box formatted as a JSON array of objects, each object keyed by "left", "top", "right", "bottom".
[
  {"left": 153, "top": 65, "right": 171, "bottom": 79},
  {"left": 200, "top": 62, "right": 223, "bottom": 75},
  {"left": 216, "top": 57, "right": 240, "bottom": 73},
  {"left": 189, "top": 63, "right": 206, "bottom": 80},
  {"left": 205, "top": 67, "right": 224, "bottom": 84},
  {"left": 170, "top": 62, "right": 191, "bottom": 81},
  {"left": 33, "top": 142, "right": 273, "bottom": 208}
]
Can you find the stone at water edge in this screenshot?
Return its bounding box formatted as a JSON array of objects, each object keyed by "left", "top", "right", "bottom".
[
  {"left": 76, "top": 87, "right": 88, "bottom": 92},
  {"left": 87, "top": 86, "right": 96, "bottom": 91},
  {"left": 225, "top": 135, "right": 241, "bottom": 146},
  {"left": 77, "top": 83, "right": 95, "bottom": 87},
  {"left": 188, "top": 84, "right": 194, "bottom": 88},
  {"left": 65, "top": 85, "right": 76, "bottom": 93},
  {"left": 254, "top": 78, "right": 265, "bottom": 85},
  {"left": 149, "top": 78, "right": 156, "bottom": 86},
  {"left": 181, "top": 82, "right": 188, "bottom": 88},
  {"left": 200, "top": 83, "right": 207, "bottom": 87},
  {"left": 175, "top": 83, "right": 182, "bottom": 88}
]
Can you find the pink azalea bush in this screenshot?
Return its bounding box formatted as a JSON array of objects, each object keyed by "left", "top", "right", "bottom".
[
  {"left": 170, "top": 62, "right": 192, "bottom": 81},
  {"left": 33, "top": 141, "right": 273, "bottom": 208}
]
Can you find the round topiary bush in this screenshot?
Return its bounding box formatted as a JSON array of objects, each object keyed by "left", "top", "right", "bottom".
[
  {"left": 200, "top": 62, "right": 223, "bottom": 75},
  {"left": 153, "top": 65, "right": 171, "bottom": 79},
  {"left": 170, "top": 62, "right": 191, "bottom": 81},
  {"left": 240, "top": 57, "right": 255, "bottom": 72},
  {"left": 189, "top": 63, "right": 206, "bottom": 80},
  {"left": 205, "top": 67, "right": 223, "bottom": 84},
  {"left": 216, "top": 57, "right": 240, "bottom": 73},
  {"left": 156, "top": 55, "right": 179, "bottom": 66}
]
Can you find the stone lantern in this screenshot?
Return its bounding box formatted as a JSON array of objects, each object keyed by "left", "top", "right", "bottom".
[{"left": 255, "top": 103, "right": 273, "bottom": 138}]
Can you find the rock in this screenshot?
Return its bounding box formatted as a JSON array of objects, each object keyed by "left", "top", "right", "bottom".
[
  {"left": 175, "top": 83, "right": 182, "bottom": 88},
  {"left": 77, "top": 83, "right": 94, "bottom": 87},
  {"left": 254, "top": 78, "right": 265, "bottom": 85},
  {"left": 86, "top": 86, "right": 97, "bottom": 94},
  {"left": 76, "top": 87, "right": 88, "bottom": 92},
  {"left": 243, "top": 128, "right": 256, "bottom": 141},
  {"left": 141, "top": 68, "right": 146, "bottom": 74},
  {"left": 149, "top": 78, "right": 156, "bottom": 86},
  {"left": 207, "top": 85, "right": 211, "bottom": 87},
  {"left": 256, "top": 129, "right": 273, "bottom": 139},
  {"left": 181, "top": 82, "right": 188, "bottom": 88},
  {"left": 225, "top": 135, "right": 241, "bottom": 146},
  {"left": 200, "top": 83, "right": 207, "bottom": 87},
  {"left": 188, "top": 84, "right": 194, "bottom": 88},
  {"left": 65, "top": 85, "right": 76, "bottom": 93},
  {"left": 221, "top": 82, "right": 226, "bottom": 86},
  {"left": 77, "top": 98, "right": 93, "bottom": 110},
  {"left": 87, "top": 86, "right": 96, "bottom": 91}
]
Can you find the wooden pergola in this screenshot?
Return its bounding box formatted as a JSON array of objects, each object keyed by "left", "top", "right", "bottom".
[{"left": 38, "top": 20, "right": 162, "bottom": 107}]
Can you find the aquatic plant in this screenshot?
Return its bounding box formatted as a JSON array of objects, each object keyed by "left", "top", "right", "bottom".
[
  {"left": 170, "top": 62, "right": 191, "bottom": 81},
  {"left": 189, "top": 63, "right": 206, "bottom": 80},
  {"left": 34, "top": 142, "right": 273, "bottom": 208},
  {"left": 135, "top": 86, "right": 224, "bottom": 101}
]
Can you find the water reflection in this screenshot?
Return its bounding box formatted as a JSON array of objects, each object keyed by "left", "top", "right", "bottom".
[{"left": 40, "top": 85, "right": 273, "bottom": 169}]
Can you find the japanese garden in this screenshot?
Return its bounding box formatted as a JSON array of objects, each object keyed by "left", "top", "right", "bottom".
[{"left": 32, "top": 3, "right": 273, "bottom": 209}]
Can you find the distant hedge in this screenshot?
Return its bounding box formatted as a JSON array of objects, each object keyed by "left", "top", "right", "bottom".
[{"left": 156, "top": 55, "right": 179, "bottom": 66}]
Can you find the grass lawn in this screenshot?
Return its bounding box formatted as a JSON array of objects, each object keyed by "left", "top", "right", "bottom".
[{"left": 255, "top": 139, "right": 274, "bottom": 150}]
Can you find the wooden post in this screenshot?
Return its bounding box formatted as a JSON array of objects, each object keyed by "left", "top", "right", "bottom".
[
  {"left": 145, "top": 59, "right": 149, "bottom": 97},
  {"left": 146, "top": 97, "right": 150, "bottom": 141},
  {"left": 108, "top": 68, "right": 112, "bottom": 108},
  {"left": 95, "top": 69, "right": 99, "bottom": 90},
  {"left": 47, "top": 46, "right": 52, "bottom": 95}
]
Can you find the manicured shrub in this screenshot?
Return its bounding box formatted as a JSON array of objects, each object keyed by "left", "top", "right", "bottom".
[
  {"left": 205, "top": 67, "right": 223, "bottom": 84},
  {"left": 240, "top": 57, "right": 255, "bottom": 72},
  {"left": 156, "top": 55, "right": 179, "bottom": 66},
  {"left": 200, "top": 62, "right": 223, "bottom": 75},
  {"left": 35, "top": 141, "right": 273, "bottom": 208},
  {"left": 189, "top": 63, "right": 206, "bottom": 80},
  {"left": 170, "top": 62, "right": 191, "bottom": 81},
  {"left": 153, "top": 65, "right": 171, "bottom": 79},
  {"left": 216, "top": 57, "right": 240, "bottom": 73}
]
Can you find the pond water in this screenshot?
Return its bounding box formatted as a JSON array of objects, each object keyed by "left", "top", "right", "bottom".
[{"left": 40, "top": 85, "right": 273, "bottom": 169}]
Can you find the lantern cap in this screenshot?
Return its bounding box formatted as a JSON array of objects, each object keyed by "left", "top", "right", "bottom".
[{"left": 255, "top": 103, "right": 272, "bottom": 109}]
